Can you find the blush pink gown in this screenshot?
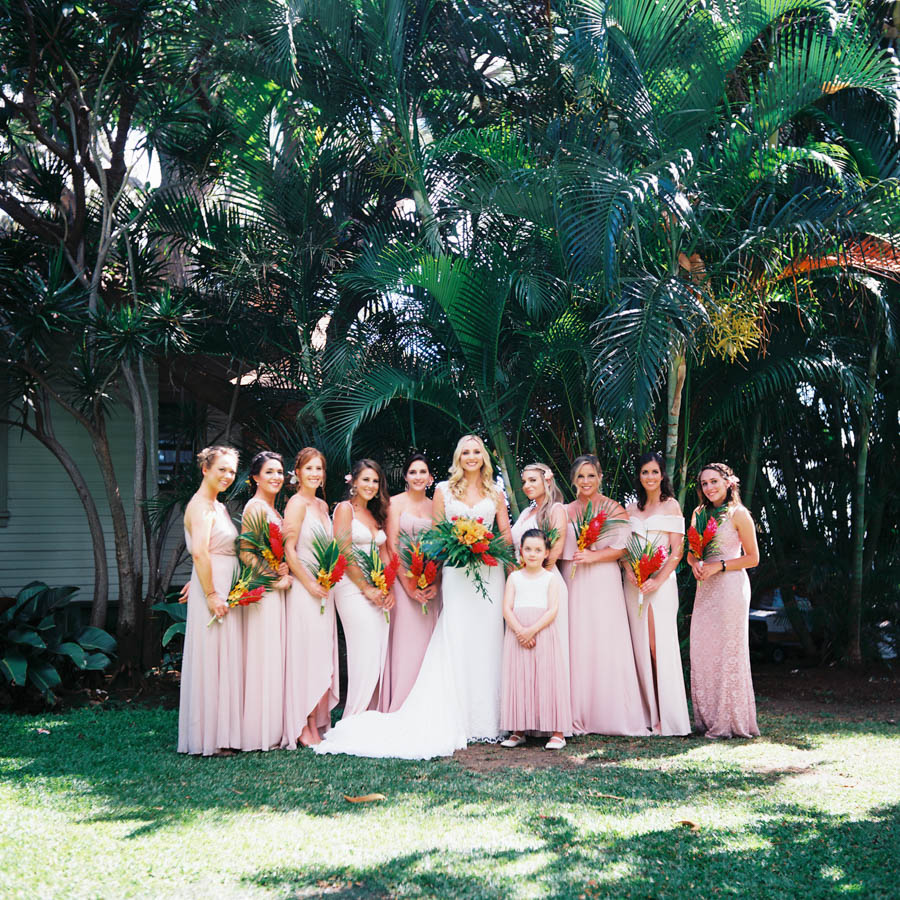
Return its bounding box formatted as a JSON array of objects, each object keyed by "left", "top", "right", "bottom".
[
  {"left": 500, "top": 569, "right": 572, "bottom": 735},
  {"left": 559, "top": 506, "right": 651, "bottom": 736},
  {"left": 282, "top": 507, "right": 340, "bottom": 749},
  {"left": 178, "top": 501, "right": 242, "bottom": 755},
  {"left": 510, "top": 504, "right": 571, "bottom": 701},
  {"left": 689, "top": 511, "right": 760, "bottom": 738},
  {"left": 240, "top": 498, "right": 287, "bottom": 752},
  {"left": 379, "top": 509, "right": 441, "bottom": 712}
]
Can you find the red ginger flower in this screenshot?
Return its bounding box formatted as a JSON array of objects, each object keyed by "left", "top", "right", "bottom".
[
  {"left": 423, "top": 560, "right": 438, "bottom": 582},
  {"left": 471, "top": 541, "right": 490, "bottom": 554},
  {"left": 268, "top": 522, "right": 285, "bottom": 563},
  {"left": 482, "top": 553, "right": 498, "bottom": 566},
  {"left": 332, "top": 554, "right": 348, "bottom": 583}
]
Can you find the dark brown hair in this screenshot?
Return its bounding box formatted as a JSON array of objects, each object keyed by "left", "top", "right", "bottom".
[
  {"left": 635, "top": 451, "right": 675, "bottom": 511},
  {"left": 344, "top": 458, "right": 391, "bottom": 527}
]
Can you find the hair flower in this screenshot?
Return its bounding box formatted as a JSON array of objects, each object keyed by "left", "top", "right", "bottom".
[{"left": 344, "top": 473, "right": 353, "bottom": 484}]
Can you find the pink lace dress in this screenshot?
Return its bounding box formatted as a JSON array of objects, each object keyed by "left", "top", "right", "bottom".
[{"left": 689, "top": 511, "right": 759, "bottom": 738}]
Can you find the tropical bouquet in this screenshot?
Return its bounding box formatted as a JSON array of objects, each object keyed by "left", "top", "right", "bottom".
[
  {"left": 307, "top": 528, "right": 349, "bottom": 613},
  {"left": 686, "top": 507, "right": 726, "bottom": 560},
  {"left": 569, "top": 499, "right": 627, "bottom": 575},
  {"left": 240, "top": 509, "right": 285, "bottom": 571},
  {"left": 624, "top": 534, "right": 669, "bottom": 617},
  {"left": 353, "top": 542, "right": 400, "bottom": 622},
  {"left": 397, "top": 531, "right": 440, "bottom": 614},
  {"left": 422, "top": 515, "right": 515, "bottom": 601},
  {"left": 208, "top": 562, "right": 275, "bottom": 626}
]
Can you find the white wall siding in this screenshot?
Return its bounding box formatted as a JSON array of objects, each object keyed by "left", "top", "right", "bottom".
[{"left": 0, "top": 398, "right": 143, "bottom": 603}]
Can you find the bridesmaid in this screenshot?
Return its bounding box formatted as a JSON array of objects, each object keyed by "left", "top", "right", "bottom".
[
  {"left": 333, "top": 459, "right": 393, "bottom": 717},
  {"left": 282, "top": 447, "right": 340, "bottom": 748},
  {"left": 240, "top": 451, "right": 291, "bottom": 752},
  {"left": 622, "top": 452, "right": 690, "bottom": 736},
  {"left": 688, "top": 462, "right": 761, "bottom": 739},
  {"left": 380, "top": 453, "right": 441, "bottom": 712},
  {"left": 559, "top": 454, "right": 650, "bottom": 736},
  {"left": 178, "top": 446, "right": 242, "bottom": 756},
  {"left": 509, "top": 463, "right": 571, "bottom": 713}
]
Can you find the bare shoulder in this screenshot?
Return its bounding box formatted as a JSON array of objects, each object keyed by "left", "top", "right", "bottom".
[
  {"left": 624, "top": 501, "right": 639, "bottom": 515},
  {"left": 730, "top": 504, "right": 754, "bottom": 526},
  {"left": 389, "top": 492, "right": 409, "bottom": 510},
  {"left": 661, "top": 497, "right": 683, "bottom": 515},
  {"left": 284, "top": 493, "right": 308, "bottom": 514}
]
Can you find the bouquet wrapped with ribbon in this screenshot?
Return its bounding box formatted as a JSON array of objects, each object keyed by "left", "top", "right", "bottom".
[
  {"left": 422, "top": 515, "right": 515, "bottom": 602},
  {"left": 307, "top": 528, "right": 349, "bottom": 613},
  {"left": 208, "top": 562, "right": 275, "bottom": 626},
  {"left": 686, "top": 507, "right": 726, "bottom": 560},
  {"left": 240, "top": 509, "right": 285, "bottom": 571},
  {"left": 398, "top": 531, "right": 440, "bottom": 614},
  {"left": 353, "top": 542, "right": 400, "bottom": 622},
  {"left": 569, "top": 499, "right": 626, "bottom": 575},
  {"left": 624, "top": 534, "right": 669, "bottom": 617}
]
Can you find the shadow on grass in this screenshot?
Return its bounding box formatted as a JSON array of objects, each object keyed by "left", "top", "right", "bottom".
[
  {"left": 0, "top": 708, "right": 895, "bottom": 840},
  {"left": 236, "top": 802, "right": 900, "bottom": 899}
]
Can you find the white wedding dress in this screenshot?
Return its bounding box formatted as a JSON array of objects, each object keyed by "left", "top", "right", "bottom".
[{"left": 314, "top": 482, "right": 505, "bottom": 759}]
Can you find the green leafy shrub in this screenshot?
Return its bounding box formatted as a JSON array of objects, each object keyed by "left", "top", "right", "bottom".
[{"left": 0, "top": 582, "right": 116, "bottom": 702}]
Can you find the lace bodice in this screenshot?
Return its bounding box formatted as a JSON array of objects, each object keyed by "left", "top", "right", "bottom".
[
  {"left": 438, "top": 481, "right": 497, "bottom": 529},
  {"left": 700, "top": 510, "right": 743, "bottom": 562}
]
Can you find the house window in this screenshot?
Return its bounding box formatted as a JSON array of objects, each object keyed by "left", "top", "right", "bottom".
[{"left": 157, "top": 400, "right": 203, "bottom": 487}]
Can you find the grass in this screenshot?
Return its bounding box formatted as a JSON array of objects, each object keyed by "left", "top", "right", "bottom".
[{"left": 0, "top": 706, "right": 898, "bottom": 899}]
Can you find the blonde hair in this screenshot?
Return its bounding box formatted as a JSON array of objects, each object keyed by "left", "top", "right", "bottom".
[
  {"left": 521, "top": 462, "right": 563, "bottom": 521},
  {"left": 197, "top": 445, "right": 238, "bottom": 472},
  {"left": 447, "top": 435, "right": 501, "bottom": 503}
]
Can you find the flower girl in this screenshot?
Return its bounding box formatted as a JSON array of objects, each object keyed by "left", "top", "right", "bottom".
[{"left": 500, "top": 529, "right": 573, "bottom": 749}]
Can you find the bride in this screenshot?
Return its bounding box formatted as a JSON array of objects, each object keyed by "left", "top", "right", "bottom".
[{"left": 315, "top": 434, "right": 513, "bottom": 759}]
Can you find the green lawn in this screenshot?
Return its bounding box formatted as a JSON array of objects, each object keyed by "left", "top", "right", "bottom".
[{"left": 0, "top": 706, "right": 897, "bottom": 899}]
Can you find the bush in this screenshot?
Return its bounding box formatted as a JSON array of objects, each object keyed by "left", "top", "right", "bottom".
[{"left": 0, "top": 582, "right": 116, "bottom": 703}]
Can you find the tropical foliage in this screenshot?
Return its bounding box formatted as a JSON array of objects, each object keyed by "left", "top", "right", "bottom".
[{"left": 1, "top": 0, "right": 898, "bottom": 665}]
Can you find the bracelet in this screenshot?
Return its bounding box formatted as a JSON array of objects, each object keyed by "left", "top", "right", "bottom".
[
  {"left": 205, "top": 589, "right": 217, "bottom": 598},
  {"left": 720, "top": 559, "right": 726, "bottom": 572}
]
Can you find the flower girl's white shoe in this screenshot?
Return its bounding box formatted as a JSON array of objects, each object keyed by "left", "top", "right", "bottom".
[{"left": 500, "top": 733, "right": 526, "bottom": 748}]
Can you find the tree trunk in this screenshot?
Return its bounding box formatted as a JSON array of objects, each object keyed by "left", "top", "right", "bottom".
[
  {"left": 665, "top": 345, "right": 686, "bottom": 487},
  {"left": 847, "top": 336, "right": 879, "bottom": 666},
  {"left": 743, "top": 409, "right": 763, "bottom": 511},
  {"left": 583, "top": 394, "right": 597, "bottom": 456},
  {"left": 489, "top": 424, "right": 523, "bottom": 518},
  {"left": 91, "top": 420, "right": 140, "bottom": 669}
]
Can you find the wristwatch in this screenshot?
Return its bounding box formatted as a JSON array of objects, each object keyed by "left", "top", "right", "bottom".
[{"left": 720, "top": 559, "right": 726, "bottom": 572}]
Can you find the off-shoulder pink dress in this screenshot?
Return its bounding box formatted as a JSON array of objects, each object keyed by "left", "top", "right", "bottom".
[
  {"left": 380, "top": 509, "right": 441, "bottom": 712},
  {"left": 689, "top": 511, "right": 759, "bottom": 738},
  {"left": 623, "top": 513, "right": 690, "bottom": 735},
  {"left": 178, "top": 502, "right": 242, "bottom": 755},
  {"left": 559, "top": 505, "right": 651, "bottom": 736},
  {"left": 240, "top": 498, "right": 287, "bottom": 751},
  {"left": 282, "top": 506, "right": 340, "bottom": 748}
]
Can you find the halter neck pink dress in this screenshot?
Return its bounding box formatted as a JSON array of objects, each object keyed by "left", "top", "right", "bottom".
[
  {"left": 380, "top": 508, "right": 441, "bottom": 712},
  {"left": 178, "top": 501, "right": 242, "bottom": 755}
]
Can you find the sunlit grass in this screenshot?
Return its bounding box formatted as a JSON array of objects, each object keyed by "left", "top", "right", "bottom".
[{"left": 0, "top": 707, "right": 897, "bottom": 898}]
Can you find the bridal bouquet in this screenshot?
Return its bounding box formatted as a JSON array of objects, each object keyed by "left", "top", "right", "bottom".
[
  {"left": 569, "top": 500, "right": 626, "bottom": 575},
  {"left": 240, "top": 510, "right": 285, "bottom": 571},
  {"left": 624, "top": 534, "right": 669, "bottom": 617},
  {"left": 398, "top": 532, "right": 439, "bottom": 614},
  {"left": 353, "top": 542, "right": 400, "bottom": 622},
  {"left": 686, "top": 507, "right": 725, "bottom": 560},
  {"left": 307, "top": 528, "right": 349, "bottom": 613},
  {"left": 423, "top": 515, "right": 515, "bottom": 602},
  {"left": 208, "top": 562, "right": 275, "bottom": 626}
]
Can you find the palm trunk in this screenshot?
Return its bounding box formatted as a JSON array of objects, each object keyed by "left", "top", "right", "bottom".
[
  {"left": 583, "top": 394, "right": 597, "bottom": 456},
  {"left": 848, "top": 337, "right": 879, "bottom": 666},
  {"left": 665, "top": 344, "right": 686, "bottom": 485},
  {"left": 743, "top": 409, "right": 763, "bottom": 511},
  {"left": 489, "top": 425, "right": 522, "bottom": 518}
]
